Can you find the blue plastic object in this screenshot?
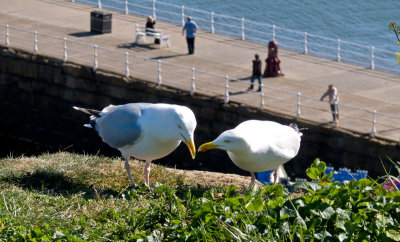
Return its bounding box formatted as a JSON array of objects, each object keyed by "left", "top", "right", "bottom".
[
  {"left": 257, "top": 170, "right": 275, "bottom": 185},
  {"left": 326, "top": 167, "right": 368, "bottom": 182}
]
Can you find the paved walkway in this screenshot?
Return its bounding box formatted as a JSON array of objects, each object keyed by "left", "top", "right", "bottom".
[{"left": 1, "top": 0, "right": 400, "bottom": 141}]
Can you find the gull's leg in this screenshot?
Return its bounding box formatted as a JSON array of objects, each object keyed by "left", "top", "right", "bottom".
[
  {"left": 248, "top": 172, "right": 256, "bottom": 189},
  {"left": 273, "top": 169, "right": 278, "bottom": 185},
  {"left": 144, "top": 160, "right": 152, "bottom": 187},
  {"left": 124, "top": 157, "right": 135, "bottom": 186}
]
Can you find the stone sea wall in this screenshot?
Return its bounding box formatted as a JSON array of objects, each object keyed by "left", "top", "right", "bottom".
[{"left": 0, "top": 46, "right": 399, "bottom": 179}]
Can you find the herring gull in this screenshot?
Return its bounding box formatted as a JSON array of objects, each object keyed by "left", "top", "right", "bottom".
[
  {"left": 198, "top": 120, "right": 301, "bottom": 189},
  {"left": 74, "top": 103, "right": 197, "bottom": 187}
]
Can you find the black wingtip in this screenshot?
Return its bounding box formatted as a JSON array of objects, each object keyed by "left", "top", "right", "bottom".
[{"left": 289, "top": 123, "right": 305, "bottom": 136}]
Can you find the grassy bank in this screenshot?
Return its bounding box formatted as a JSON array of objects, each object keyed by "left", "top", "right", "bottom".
[{"left": 0, "top": 152, "right": 399, "bottom": 241}]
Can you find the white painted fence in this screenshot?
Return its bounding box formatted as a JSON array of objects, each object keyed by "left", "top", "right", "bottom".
[{"left": 1, "top": 24, "right": 400, "bottom": 142}]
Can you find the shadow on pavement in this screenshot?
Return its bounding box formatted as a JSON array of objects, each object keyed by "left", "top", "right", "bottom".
[{"left": 69, "top": 31, "right": 103, "bottom": 37}]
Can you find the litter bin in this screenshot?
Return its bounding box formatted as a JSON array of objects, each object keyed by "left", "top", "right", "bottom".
[{"left": 90, "top": 10, "right": 112, "bottom": 34}]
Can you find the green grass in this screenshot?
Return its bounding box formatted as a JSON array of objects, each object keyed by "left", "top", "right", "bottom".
[{"left": 0, "top": 153, "right": 399, "bottom": 241}]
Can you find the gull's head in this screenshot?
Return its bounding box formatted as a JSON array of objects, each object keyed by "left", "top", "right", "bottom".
[
  {"left": 174, "top": 106, "right": 197, "bottom": 159},
  {"left": 198, "top": 130, "right": 247, "bottom": 153}
]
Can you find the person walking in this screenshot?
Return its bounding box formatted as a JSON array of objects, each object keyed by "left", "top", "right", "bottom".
[
  {"left": 320, "top": 84, "right": 339, "bottom": 124},
  {"left": 182, "top": 16, "right": 198, "bottom": 54},
  {"left": 248, "top": 54, "right": 263, "bottom": 91}
]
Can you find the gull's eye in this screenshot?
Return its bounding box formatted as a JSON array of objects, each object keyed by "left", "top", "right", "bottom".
[
  {"left": 178, "top": 125, "right": 183, "bottom": 130},
  {"left": 224, "top": 140, "right": 231, "bottom": 143}
]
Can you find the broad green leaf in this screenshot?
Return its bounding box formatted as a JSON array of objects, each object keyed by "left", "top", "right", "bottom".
[
  {"left": 293, "top": 181, "right": 321, "bottom": 192},
  {"left": 248, "top": 184, "right": 262, "bottom": 197},
  {"left": 280, "top": 206, "right": 296, "bottom": 220},
  {"left": 171, "top": 220, "right": 181, "bottom": 225},
  {"left": 337, "top": 233, "right": 349, "bottom": 242},
  {"left": 334, "top": 218, "right": 346, "bottom": 232},
  {"left": 319, "top": 204, "right": 335, "bottom": 220},
  {"left": 32, "top": 228, "right": 45, "bottom": 238},
  {"left": 387, "top": 229, "right": 400, "bottom": 241},
  {"left": 294, "top": 216, "right": 307, "bottom": 229},
  {"left": 306, "top": 167, "right": 320, "bottom": 180},
  {"left": 248, "top": 198, "right": 264, "bottom": 212},
  {"left": 336, "top": 208, "right": 350, "bottom": 220},
  {"left": 225, "top": 185, "right": 239, "bottom": 198},
  {"left": 53, "top": 231, "right": 66, "bottom": 239},
  {"left": 314, "top": 229, "right": 332, "bottom": 240}
]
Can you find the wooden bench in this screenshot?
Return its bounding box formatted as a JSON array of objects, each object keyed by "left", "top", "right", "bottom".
[{"left": 135, "top": 24, "right": 171, "bottom": 48}]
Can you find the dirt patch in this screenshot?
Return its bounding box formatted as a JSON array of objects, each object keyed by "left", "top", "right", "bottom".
[{"left": 166, "top": 167, "right": 263, "bottom": 189}]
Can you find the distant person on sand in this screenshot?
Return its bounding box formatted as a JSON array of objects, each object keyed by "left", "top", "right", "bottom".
[
  {"left": 182, "top": 16, "right": 198, "bottom": 54},
  {"left": 320, "top": 84, "right": 339, "bottom": 123},
  {"left": 247, "top": 54, "right": 263, "bottom": 92},
  {"left": 145, "top": 16, "right": 159, "bottom": 44}
]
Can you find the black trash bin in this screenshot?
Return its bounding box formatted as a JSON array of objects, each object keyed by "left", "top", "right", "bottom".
[{"left": 90, "top": 10, "right": 112, "bottom": 34}]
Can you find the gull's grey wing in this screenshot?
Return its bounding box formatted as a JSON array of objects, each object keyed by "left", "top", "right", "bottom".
[{"left": 97, "top": 104, "right": 149, "bottom": 148}]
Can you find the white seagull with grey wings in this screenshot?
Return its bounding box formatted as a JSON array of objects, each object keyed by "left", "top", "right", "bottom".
[
  {"left": 198, "top": 120, "right": 301, "bottom": 189},
  {"left": 74, "top": 103, "right": 197, "bottom": 187}
]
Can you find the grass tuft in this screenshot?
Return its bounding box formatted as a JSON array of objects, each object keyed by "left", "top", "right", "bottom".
[{"left": 0, "top": 153, "right": 399, "bottom": 240}]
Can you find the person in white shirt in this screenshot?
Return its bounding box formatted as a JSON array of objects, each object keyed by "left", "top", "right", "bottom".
[{"left": 320, "top": 84, "right": 339, "bottom": 123}]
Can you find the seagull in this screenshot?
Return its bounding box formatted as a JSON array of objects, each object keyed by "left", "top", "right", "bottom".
[
  {"left": 73, "top": 103, "right": 197, "bottom": 188},
  {"left": 198, "top": 120, "right": 302, "bottom": 189}
]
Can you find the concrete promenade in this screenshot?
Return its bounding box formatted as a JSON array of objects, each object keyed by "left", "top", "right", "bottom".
[{"left": 1, "top": 0, "right": 400, "bottom": 141}]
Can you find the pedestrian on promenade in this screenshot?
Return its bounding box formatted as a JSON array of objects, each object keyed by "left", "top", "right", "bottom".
[
  {"left": 263, "top": 40, "right": 284, "bottom": 77},
  {"left": 182, "top": 16, "right": 198, "bottom": 54},
  {"left": 320, "top": 84, "right": 339, "bottom": 124},
  {"left": 145, "top": 16, "right": 159, "bottom": 44},
  {"left": 248, "top": 54, "right": 263, "bottom": 92}
]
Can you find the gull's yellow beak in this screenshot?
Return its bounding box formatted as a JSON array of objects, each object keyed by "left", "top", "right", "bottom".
[
  {"left": 198, "top": 141, "right": 219, "bottom": 152},
  {"left": 182, "top": 136, "right": 196, "bottom": 159}
]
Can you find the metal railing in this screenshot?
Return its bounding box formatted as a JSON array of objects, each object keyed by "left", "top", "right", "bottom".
[
  {"left": 68, "top": 0, "right": 400, "bottom": 75},
  {"left": 1, "top": 23, "right": 400, "bottom": 142}
]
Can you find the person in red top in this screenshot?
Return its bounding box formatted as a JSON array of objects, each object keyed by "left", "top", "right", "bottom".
[
  {"left": 248, "top": 54, "right": 263, "bottom": 92},
  {"left": 263, "top": 40, "right": 284, "bottom": 77}
]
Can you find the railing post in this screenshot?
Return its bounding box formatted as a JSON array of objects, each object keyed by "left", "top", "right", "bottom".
[
  {"left": 63, "top": 37, "right": 68, "bottom": 62},
  {"left": 152, "top": 0, "right": 156, "bottom": 19},
  {"left": 125, "top": 0, "right": 128, "bottom": 14},
  {"left": 98, "top": 0, "right": 102, "bottom": 9},
  {"left": 33, "top": 31, "right": 38, "bottom": 54},
  {"left": 210, "top": 12, "right": 214, "bottom": 34},
  {"left": 272, "top": 25, "right": 276, "bottom": 41},
  {"left": 370, "top": 110, "right": 376, "bottom": 137},
  {"left": 296, "top": 92, "right": 301, "bottom": 118},
  {"left": 93, "top": 44, "right": 98, "bottom": 71},
  {"left": 370, "top": 46, "right": 375, "bottom": 70},
  {"left": 190, "top": 67, "right": 196, "bottom": 96},
  {"left": 241, "top": 18, "right": 245, "bottom": 40},
  {"left": 304, "top": 32, "right": 308, "bottom": 55},
  {"left": 5, "top": 24, "right": 9, "bottom": 46},
  {"left": 125, "top": 52, "right": 130, "bottom": 77},
  {"left": 224, "top": 75, "right": 229, "bottom": 104},
  {"left": 157, "top": 59, "right": 162, "bottom": 85},
  {"left": 337, "top": 39, "right": 341, "bottom": 62},
  {"left": 181, "top": 5, "right": 185, "bottom": 26},
  {"left": 259, "top": 84, "right": 264, "bottom": 109}
]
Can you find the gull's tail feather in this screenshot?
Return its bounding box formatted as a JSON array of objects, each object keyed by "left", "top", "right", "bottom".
[{"left": 73, "top": 106, "right": 101, "bottom": 118}]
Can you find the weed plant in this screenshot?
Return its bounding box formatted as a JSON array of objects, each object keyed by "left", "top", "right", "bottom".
[{"left": 0, "top": 153, "right": 399, "bottom": 241}]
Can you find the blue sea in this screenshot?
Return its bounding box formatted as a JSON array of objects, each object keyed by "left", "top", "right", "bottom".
[{"left": 82, "top": 0, "right": 400, "bottom": 73}]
